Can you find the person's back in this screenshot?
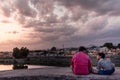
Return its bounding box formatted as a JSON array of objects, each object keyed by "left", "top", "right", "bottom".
[
  {"left": 71, "top": 47, "right": 91, "bottom": 75},
  {"left": 72, "top": 52, "right": 91, "bottom": 75}
]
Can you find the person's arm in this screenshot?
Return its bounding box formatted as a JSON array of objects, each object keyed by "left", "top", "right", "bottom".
[
  {"left": 93, "top": 61, "right": 101, "bottom": 74},
  {"left": 88, "top": 58, "right": 93, "bottom": 73},
  {"left": 97, "top": 61, "right": 101, "bottom": 70},
  {"left": 88, "top": 59, "right": 92, "bottom": 68}
]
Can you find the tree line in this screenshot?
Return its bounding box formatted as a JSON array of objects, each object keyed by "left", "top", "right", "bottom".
[{"left": 102, "top": 42, "right": 120, "bottom": 49}]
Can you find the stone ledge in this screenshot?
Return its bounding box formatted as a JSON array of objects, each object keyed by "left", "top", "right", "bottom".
[{"left": 0, "top": 67, "right": 119, "bottom": 80}]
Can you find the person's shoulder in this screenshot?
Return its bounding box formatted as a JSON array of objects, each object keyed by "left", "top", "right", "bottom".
[
  {"left": 98, "top": 59, "right": 104, "bottom": 63},
  {"left": 103, "top": 58, "right": 110, "bottom": 62}
]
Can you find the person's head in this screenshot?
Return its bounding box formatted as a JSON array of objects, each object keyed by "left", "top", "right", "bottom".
[
  {"left": 79, "top": 46, "right": 87, "bottom": 52},
  {"left": 96, "top": 53, "right": 105, "bottom": 60}
]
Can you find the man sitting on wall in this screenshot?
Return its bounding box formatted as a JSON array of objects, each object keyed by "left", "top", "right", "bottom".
[{"left": 71, "top": 46, "right": 92, "bottom": 75}]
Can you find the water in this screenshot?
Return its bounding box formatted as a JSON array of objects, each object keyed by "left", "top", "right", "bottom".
[{"left": 0, "top": 65, "right": 50, "bottom": 71}]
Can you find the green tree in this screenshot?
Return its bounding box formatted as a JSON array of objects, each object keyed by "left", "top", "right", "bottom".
[
  {"left": 117, "top": 43, "right": 120, "bottom": 48},
  {"left": 13, "top": 47, "right": 29, "bottom": 59},
  {"left": 51, "top": 47, "right": 57, "bottom": 51},
  {"left": 13, "top": 47, "right": 20, "bottom": 58},
  {"left": 50, "top": 47, "right": 57, "bottom": 56},
  {"left": 103, "top": 42, "right": 114, "bottom": 49}
]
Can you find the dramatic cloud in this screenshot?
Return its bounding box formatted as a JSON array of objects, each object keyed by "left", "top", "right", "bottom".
[
  {"left": 0, "top": 0, "right": 120, "bottom": 51},
  {"left": 57, "top": 0, "right": 120, "bottom": 16}
]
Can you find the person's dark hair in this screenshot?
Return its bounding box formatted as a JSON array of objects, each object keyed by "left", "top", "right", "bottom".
[
  {"left": 79, "top": 46, "right": 87, "bottom": 52},
  {"left": 98, "top": 53, "right": 105, "bottom": 59}
]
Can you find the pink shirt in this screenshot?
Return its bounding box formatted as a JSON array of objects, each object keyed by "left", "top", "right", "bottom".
[{"left": 72, "top": 52, "right": 91, "bottom": 75}]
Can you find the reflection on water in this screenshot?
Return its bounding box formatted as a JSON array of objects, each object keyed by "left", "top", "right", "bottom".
[
  {"left": 13, "top": 64, "right": 28, "bottom": 70},
  {"left": 0, "top": 65, "right": 50, "bottom": 71}
]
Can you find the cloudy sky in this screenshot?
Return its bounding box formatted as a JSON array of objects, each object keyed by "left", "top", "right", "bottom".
[{"left": 0, "top": 0, "right": 120, "bottom": 51}]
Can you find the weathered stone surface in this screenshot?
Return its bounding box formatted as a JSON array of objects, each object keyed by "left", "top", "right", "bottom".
[{"left": 0, "top": 67, "right": 119, "bottom": 80}]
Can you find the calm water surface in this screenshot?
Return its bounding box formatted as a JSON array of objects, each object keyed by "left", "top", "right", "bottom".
[{"left": 0, "top": 65, "right": 50, "bottom": 71}]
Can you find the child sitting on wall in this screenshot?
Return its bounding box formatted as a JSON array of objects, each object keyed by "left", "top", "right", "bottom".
[{"left": 93, "top": 53, "right": 115, "bottom": 75}]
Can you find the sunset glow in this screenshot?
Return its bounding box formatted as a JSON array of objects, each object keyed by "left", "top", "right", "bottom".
[{"left": 0, "top": 23, "right": 19, "bottom": 39}]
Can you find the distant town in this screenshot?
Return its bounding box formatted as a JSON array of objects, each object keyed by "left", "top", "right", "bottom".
[{"left": 0, "top": 42, "right": 120, "bottom": 59}]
